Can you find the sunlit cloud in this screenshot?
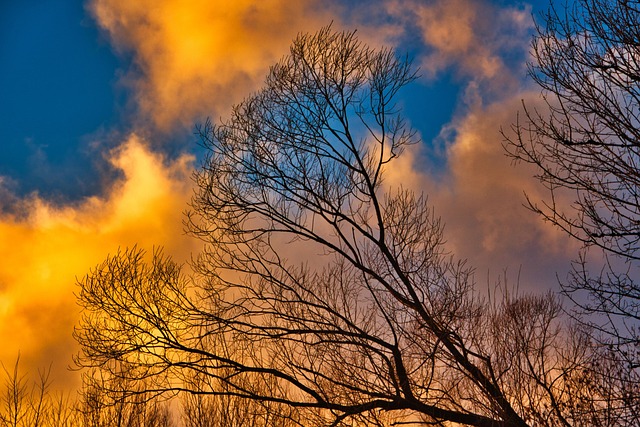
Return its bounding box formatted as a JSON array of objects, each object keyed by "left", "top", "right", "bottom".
[
  {"left": 383, "top": 96, "right": 578, "bottom": 292},
  {"left": 89, "top": 0, "right": 338, "bottom": 131},
  {"left": 439, "top": 97, "right": 578, "bottom": 283},
  {"left": 0, "top": 136, "right": 197, "bottom": 387}
]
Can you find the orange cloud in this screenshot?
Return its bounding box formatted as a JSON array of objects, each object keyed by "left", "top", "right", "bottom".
[
  {"left": 440, "top": 96, "right": 577, "bottom": 261},
  {"left": 0, "top": 0, "right": 392, "bottom": 390},
  {"left": 0, "top": 136, "right": 198, "bottom": 388},
  {"left": 89, "top": 0, "right": 337, "bottom": 131}
]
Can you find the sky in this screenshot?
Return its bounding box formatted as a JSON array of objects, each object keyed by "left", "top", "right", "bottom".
[{"left": 0, "top": 0, "right": 578, "bottom": 390}]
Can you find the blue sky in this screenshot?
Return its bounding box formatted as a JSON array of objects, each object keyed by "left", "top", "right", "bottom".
[
  {"left": 1, "top": 1, "right": 123, "bottom": 198},
  {"left": 1, "top": 0, "right": 548, "bottom": 200},
  {"left": 0, "top": 0, "right": 487, "bottom": 201},
  {"left": 1, "top": 0, "right": 567, "bottom": 387}
]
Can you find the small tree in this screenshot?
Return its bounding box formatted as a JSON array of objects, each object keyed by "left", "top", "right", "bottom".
[
  {"left": 0, "top": 357, "right": 79, "bottom": 427},
  {"left": 76, "top": 26, "right": 589, "bottom": 427},
  {"left": 78, "top": 368, "right": 173, "bottom": 427},
  {"left": 180, "top": 373, "right": 301, "bottom": 427}
]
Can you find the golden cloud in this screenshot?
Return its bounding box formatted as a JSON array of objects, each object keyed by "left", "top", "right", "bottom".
[
  {"left": 89, "top": 0, "right": 336, "bottom": 131},
  {"left": 0, "top": 136, "right": 198, "bottom": 388}
]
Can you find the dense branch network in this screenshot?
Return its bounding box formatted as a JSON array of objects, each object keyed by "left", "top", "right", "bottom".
[{"left": 75, "top": 26, "right": 602, "bottom": 427}]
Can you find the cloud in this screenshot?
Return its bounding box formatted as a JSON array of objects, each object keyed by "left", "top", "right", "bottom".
[
  {"left": 84, "top": 0, "right": 570, "bottom": 292},
  {"left": 383, "top": 93, "right": 578, "bottom": 293},
  {"left": 88, "top": 0, "right": 338, "bottom": 131},
  {"left": 0, "top": 136, "right": 198, "bottom": 388},
  {"left": 379, "top": 0, "right": 577, "bottom": 291},
  {"left": 437, "top": 96, "right": 578, "bottom": 287},
  {"left": 387, "top": 0, "right": 532, "bottom": 92}
]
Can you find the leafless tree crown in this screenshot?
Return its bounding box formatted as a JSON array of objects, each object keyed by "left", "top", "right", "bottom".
[{"left": 74, "top": 26, "right": 612, "bottom": 427}]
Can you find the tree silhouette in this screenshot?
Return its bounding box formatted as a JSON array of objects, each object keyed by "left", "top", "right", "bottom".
[{"left": 76, "top": 26, "right": 593, "bottom": 427}]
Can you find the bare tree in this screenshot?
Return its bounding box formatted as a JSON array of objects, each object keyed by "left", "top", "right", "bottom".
[
  {"left": 0, "top": 356, "right": 179, "bottom": 427},
  {"left": 45, "top": 394, "right": 77, "bottom": 427},
  {"left": 0, "top": 357, "right": 53, "bottom": 427},
  {"left": 0, "top": 358, "right": 30, "bottom": 427},
  {"left": 78, "top": 367, "right": 173, "bottom": 427},
  {"left": 0, "top": 357, "right": 82, "bottom": 427},
  {"left": 504, "top": 0, "right": 640, "bottom": 381},
  {"left": 180, "top": 372, "right": 301, "bottom": 427},
  {"left": 76, "top": 26, "right": 593, "bottom": 426}
]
